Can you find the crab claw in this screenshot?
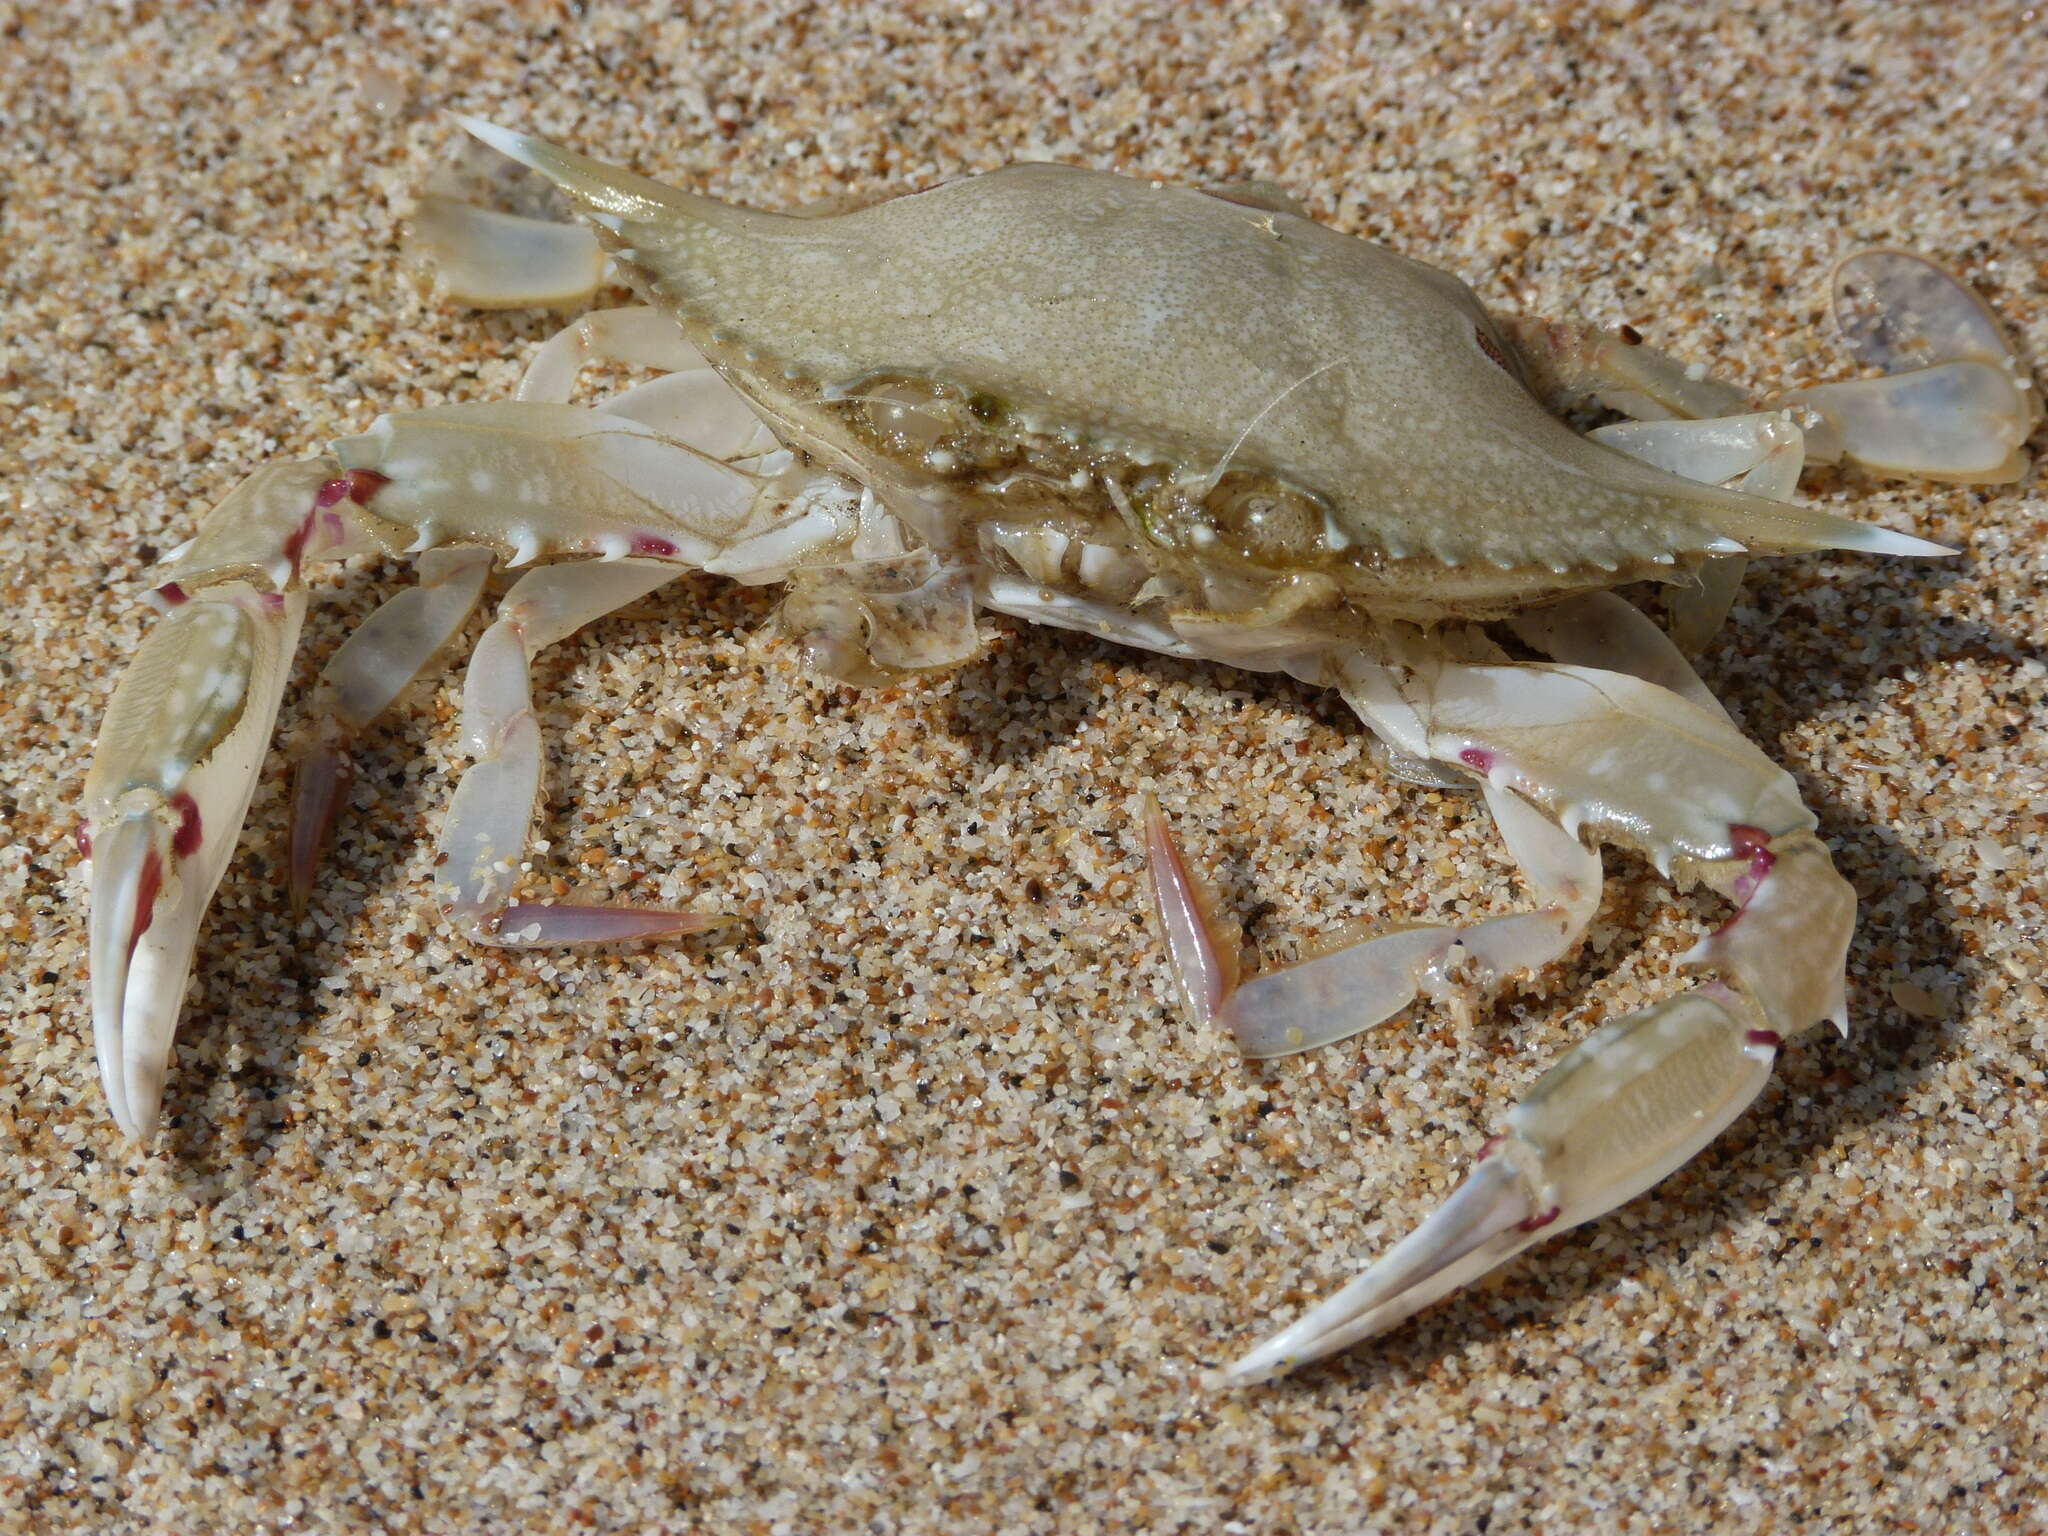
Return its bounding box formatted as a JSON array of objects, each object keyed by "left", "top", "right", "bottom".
[
  {"left": 82, "top": 586, "right": 306, "bottom": 1140},
  {"left": 1224, "top": 985, "right": 1780, "bottom": 1383}
]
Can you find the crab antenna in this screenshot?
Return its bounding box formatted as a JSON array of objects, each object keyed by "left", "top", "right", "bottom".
[{"left": 1181, "top": 359, "right": 1344, "bottom": 498}]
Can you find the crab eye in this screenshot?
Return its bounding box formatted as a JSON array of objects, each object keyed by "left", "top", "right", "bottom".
[
  {"left": 843, "top": 376, "right": 970, "bottom": 458},
  {"left": 1206, "top": 476, "right": 1329, "bottom": 565}
]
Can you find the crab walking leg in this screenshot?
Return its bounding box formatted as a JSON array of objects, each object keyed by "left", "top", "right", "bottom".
[
  {"left": 1512, "top": 251, "right": 2038, "bottom": 485},
  {"left": 1148, "top": 781, "right": 1601, "bottom": 1056},
  {"left": 1141, "top": 795, "right": 1241, "bottom": 1031},
  {"left": 288, "top": 333, "right": 788, "bottom": 910},
  {"left": 514, "top": 306, "right": 784, "bottom": 464},
  {"left": 288, "top": 546, "right": 495, "bottom": 912},
  {"left": 1507, "top": 591, "right": 1730, "bottom": 724},
  {"left": 1589, "top": 410, "right": 1803, "bottom": 487},
  {"left": 1503, "top": 315, "right": 1752, "bottom": 423},
  {"left": 514, "top": 306, "right": 708, "bottom": 404},
  {"left": 435, "top": 557, "right": 735, "bottom": 946},
  {"left": 324, "top": 393, "right": 905, "bottom": 935},
  {"left": 406, "top": 194, "right": 606, "bottom": 310},
  {"left": 1588, "top": 407, "right": 1807, "bottom": 652},
  {"left": 1222, "top": 652, "right": 1855, "bottom": 1381},
  {"left": 1779, "top": 251, "right": 2041, "bottom": 484},
  {"left": 1781, "top": 361, "right": 2037, "bottom": 483}
]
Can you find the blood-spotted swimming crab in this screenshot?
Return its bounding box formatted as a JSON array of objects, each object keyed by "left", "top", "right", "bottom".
[{"left": 80, "top": 121, "right": 2038, "bottom": 1382}]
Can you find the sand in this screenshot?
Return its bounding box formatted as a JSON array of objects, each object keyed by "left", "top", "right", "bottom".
[{"left": 3, "top": 3, "right": 2044, "bottom": 1531}]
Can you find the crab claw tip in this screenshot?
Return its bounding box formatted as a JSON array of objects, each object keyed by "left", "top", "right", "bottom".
[
  {"left": 450, "top": 114, "right": 530, "bottom": 158},
  {"left": 466, "top": 902, "right": 743, "bottom": 948},
  {"left": 86, "top": 810, "right": 181, "bottom": 1143},
  {"left": 1222, "top": 1154, "right": 1536, "bottom": 1383},
  {"left": 1141, "top": 797, "right": 1241, "bottom": 1030}
]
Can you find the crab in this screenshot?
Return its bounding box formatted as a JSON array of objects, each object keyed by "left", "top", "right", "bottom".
[{"left": 79, "top": 120, "right": 2039, "bottom": 1384}]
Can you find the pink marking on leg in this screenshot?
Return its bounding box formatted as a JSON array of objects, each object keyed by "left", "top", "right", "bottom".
[
  {"left": 128, "top": 848, "right": 163, "bottom": 958},
  {"left": 282, "top": 509, "right": 318, "bottom": 577},
  {"left": 1745, "top": 1029, "right": 1783, "bottom": 1048},
  {"left": 308, "top": 473, "right": 388, "bottom": 568},
  {"left": 1475, "top": 1134, "right": 1505, "bottom": 1160},
  {"left": 1729, "top": 824, "right": 1771, "bottom": 858},
  {"left": 1517, "top": 1205, "right": 1562, "bottom": 1233},
  {"left": 168, "top": 792, "right": 203, "bottom": 858},
  {"left": 344, "top": 469, "right": 389, "bottom": 504},
  {"left": 1459, "top": 747, "right": 1495, "bottom": 773},
  {"left": 151, "top": 582, "right": 189, "bottom": 608},
  {"left": 631, "top": 535, "right": 679, "bottom": 558},
  {"left": 76, "top": 824, "right": 92, "bottom": 858},
  {"left": 1726, "top": 824, "right": 1778, "bottom": 909}
]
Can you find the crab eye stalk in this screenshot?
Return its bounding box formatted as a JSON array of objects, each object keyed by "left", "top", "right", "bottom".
[{"left": 1203, "top": 475, "right": 1334, "bottom": 567}]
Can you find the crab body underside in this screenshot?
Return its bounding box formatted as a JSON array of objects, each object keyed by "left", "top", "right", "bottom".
[{"left": 79, "top": 121, "right": 2037, "bottom": 1381}]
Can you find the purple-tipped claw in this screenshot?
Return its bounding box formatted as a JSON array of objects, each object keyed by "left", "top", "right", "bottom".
[
  {"left": 288, "top": 736, "right": 354, "bottom": 918},
  {"left": 82, "top": 587, "right": 308, "bottom": 1139},
  {"left": 1141, "top": 795, "right": 1240, "bottom": 1030}
]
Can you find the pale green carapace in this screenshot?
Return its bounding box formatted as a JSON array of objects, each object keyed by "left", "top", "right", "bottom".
[{"left": 496, "top": 136, "right": 1900, "bottom": 620}]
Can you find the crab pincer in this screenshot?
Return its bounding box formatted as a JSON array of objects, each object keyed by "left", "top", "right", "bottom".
[
  {"left": 1151, "top": 669, "right": 1855, "bottom": 1381},
  {"left": 79, "top": 463, "right": 340, "bottom": 1139}
]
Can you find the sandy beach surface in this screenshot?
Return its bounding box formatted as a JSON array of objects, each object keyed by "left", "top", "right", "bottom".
[{"left": 3, "top": 3, "right": 2044, "bottom": 1531}]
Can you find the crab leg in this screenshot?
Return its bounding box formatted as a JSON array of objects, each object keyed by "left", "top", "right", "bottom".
[
  {"left": 1588, "top": 407, "right": 1811, "bottom": 652},
  {"left": 1782, "top": 360, "right": 2036, "bottom": 483},
  {"left": 1503, "top": 316, "right": 1751, "bottom": 423},
  {"left": 80, "top": 458, "right": 383, "bottom": 1139},
  {"left": 1779, "top": 250, "right": 2041, "bottom": 484},
  {"left": 407, "top": 194, "right": 606, "bottom": 310},
  {"left": 1219, "top": 650, "right": 1855, "bottom": 1380},
  {"left": 1225, "top": 983, "right": 1781, "bottom": 1381},
  {"left": 1515, "top": 253, "right": 2038, "bottom": 484},
  {"left": 435, "top": 557, "right": 733, "bottom": 946},
  {"left": 289, "top": 546, "right": 495, "bottom": 912},
  {"left": 513, "top": 306, "right": 786, "bottom": 470},
  {"left": 287, "top": 341, "right": 800, "bottom": 916},
  {"left": 83, "top": 584, "right": 306, "bottom": 1140},
  {"left": 79, "top": 318, "right": 872, "bottom": 1135},
  {"left": 1148, "top": 779, "right": 1601, "bottom": 1055},
  {"left": 514, "top": 306, "right": 708, "bottom": 403},
  {"left": 1507, "top": 591, "right": 1729, "bottom": 723}
]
